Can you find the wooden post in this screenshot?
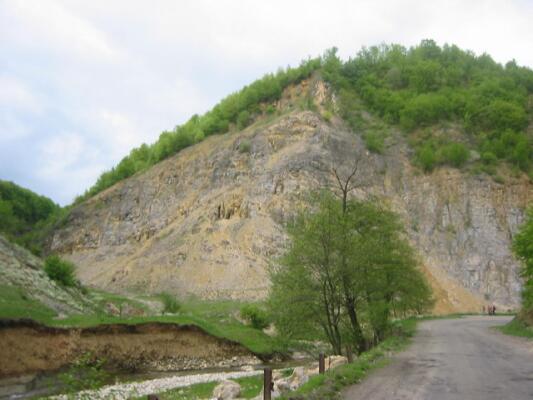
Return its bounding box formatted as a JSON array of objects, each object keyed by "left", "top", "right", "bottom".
[
  {"left": 319, "top": 353, "right": 325, "bottom": 374},
  {"left": 264, "top": 367, "right": 272, "bottom": 400}
]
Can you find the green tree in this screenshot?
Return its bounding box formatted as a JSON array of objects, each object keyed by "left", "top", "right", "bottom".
[
  {"left": 513, "top": 208, "right": 533, "bottom": 310},
  {"left": 269, "top": 189, "right": 432, "bottom": 355},
  {"left": 44, "top": 255, "right": 77, "bottom": 287}
]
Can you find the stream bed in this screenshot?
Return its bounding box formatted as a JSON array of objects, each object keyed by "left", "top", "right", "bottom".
[{"left": 0, "top": 360, "right": 309, "bottom": 399}]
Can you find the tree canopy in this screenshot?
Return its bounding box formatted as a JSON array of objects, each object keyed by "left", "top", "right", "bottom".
[
  {"left": 268, "top": 191, "right": 432, "bottom": 355},
  {"left": 513, "top": 207, "right": 533, "bottom": 311},
  {"left": 0, "top": 180, "right": 61, "bottom": 254},
  {"left": 322, "top": 40, "right": 533, "bottom": 175}
]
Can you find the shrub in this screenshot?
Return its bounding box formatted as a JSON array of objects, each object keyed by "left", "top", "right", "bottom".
[
  {"left": 240, "top": 304, "right": 270, "bottom": 330},
  {"left": 238, "top": 139, "right": 252, "bottom": 153},
  {"left": 364, "top": 131, "right": 385, "bottom": 154},
  {"left": 440, "top": 142, "right": 469, "bottom": 167},
  {"left": 481, "top": 151, "right": 498, "bottom": 165},
  {"left": 160, "top": 292, "right": 181, "bottom": 314},
  {"left": 44, "top": 255, "right": 76, "bottom": 287},
  {"left": 237, "top": 110, "right": 251, "bottom": 130},
  {"left": 322, "top": 110, "right": 333, "bottom": 122},
  {"left": 417, "top": 146, "right": 436, "bottom": 172},
  {"left": 59, "top": 352, "right": 108, "bottom": 393}
]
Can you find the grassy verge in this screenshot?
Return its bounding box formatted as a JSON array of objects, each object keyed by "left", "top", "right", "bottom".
[
  {"left": 497, "top": 317, "right": 533, "bottom": 339},
  {"left": 278, "top": 318, "right": 418, "bottom": 400}
]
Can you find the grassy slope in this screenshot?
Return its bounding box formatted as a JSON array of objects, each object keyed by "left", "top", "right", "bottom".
[{"left": 0, "top": 287, "right": 282, "bottom": 357}]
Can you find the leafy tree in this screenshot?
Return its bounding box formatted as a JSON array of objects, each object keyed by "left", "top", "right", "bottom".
[
  {"left": 269, "top": 190, "right": 432, "bottom": 355},
  {"left": 44, "top": 255, "right": 77, "bottom": 287},
  {"left": 513, "top": 208, "right": 533, "bottom": 310}
]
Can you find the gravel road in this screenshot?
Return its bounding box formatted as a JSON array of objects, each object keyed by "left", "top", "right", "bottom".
[{"left": 343, "top": 316, "right": 533, "bottom": 400}]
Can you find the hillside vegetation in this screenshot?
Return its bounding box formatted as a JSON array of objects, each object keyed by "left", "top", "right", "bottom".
[
  {"left": 321, "top": 40, "right": 533, "bottom": 174},
  {"left": 74, "top": 59, "right": 321, "bottom": 204},
  {"left": 0, "top": 180, "right": 61, "bottom": 254},
  {"left": 73, "top": 40, "right": 533, "bottom": 207}
]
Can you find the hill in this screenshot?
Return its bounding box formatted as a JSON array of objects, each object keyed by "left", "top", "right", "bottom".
[{"left": 49, "top": 66, "right": 532, "bottom": 312}]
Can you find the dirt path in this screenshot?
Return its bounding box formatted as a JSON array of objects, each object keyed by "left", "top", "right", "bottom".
[{"left": 343, "top": 316, "right": 533, "bottom": 400}]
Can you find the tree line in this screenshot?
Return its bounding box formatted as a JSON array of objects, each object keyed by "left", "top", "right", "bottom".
[{"left": 0, "top": 180, "right": 62, "bottom": 255}]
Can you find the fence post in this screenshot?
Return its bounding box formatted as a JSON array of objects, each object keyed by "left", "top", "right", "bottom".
[
  {"left": 319, "top": 353, "right": 325, "bottom": 374},
  {"left": 264, "top": 367, "right": 272, "bottom": 400}
]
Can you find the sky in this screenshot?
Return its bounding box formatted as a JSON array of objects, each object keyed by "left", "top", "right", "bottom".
[{"left": 1, "top": 0, "right": 532, "bottom": 205}]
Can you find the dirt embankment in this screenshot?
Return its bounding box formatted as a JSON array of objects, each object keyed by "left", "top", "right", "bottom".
[{"left": 0, "top": 320, "right": 259, "bottom": 378}]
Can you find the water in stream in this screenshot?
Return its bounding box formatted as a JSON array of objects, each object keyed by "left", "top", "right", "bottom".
[{"left": 0, "top": 359, "right": 309, "bottom": 399}]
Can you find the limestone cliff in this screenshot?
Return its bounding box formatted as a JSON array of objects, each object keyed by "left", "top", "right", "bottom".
[{"left": 49, "top": 81, "right": 532, "bottom": 312}]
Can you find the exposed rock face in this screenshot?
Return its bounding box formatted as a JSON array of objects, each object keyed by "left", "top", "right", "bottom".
[
  {"left": 0, "top": 235, "right": 91, "bottom": 315},
  {"left": 49, "top": 83, "right": 532, "bottom": 310},
  {"left": 0, "top": 320, "right": 258, "bottom": 377}
]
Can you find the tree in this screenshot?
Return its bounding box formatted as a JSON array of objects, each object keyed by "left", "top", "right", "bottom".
[
  {"left": 513, "top": 208, "right": 533, "bottom": 310},
  {"left": 44, "top": 255, "right": 77, "bottom": 287},
  {"left": 269, "top": 189, "right": 432, "bottom": 355}
]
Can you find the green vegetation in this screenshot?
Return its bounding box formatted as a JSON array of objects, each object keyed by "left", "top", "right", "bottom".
[
  {"left": 278, "top": 318, "right": 417, "bottom": 400},
  {"left": 513, "top": 207, "right": 533, "bottom": 312},
  {"left": 321, "top": 40, "right": 533, "bottom": 175},
  {"left": 58, "top": 352, "right": 109, "bottom": 393},
  {"left": 0, "top": 180, "right": 61, "bottom": 254},
  {"left": 240, "top": 304, "right": 270, "bottom": 330},
  {"left": 498, "top": 317, "right": 533, "bottom": 339},
  {"left": 503, "top": 205, "right": 533, "bottom": 336},
  {"left": 44, "top": 255, "right": 77, "bottom": 287},
  {"left": 0, "top": 286, "right": 283, "bottom": 357},
  {"left": 238, "top": 139, "right": 252, "bottom": 153},
  {"left": 0, "top": 285, "right": 56, "bottom": 320},
  {"left": 75, "top": 59, "right": 321, "bottom": 204},
  {"left": 160, "top": 292, "right": 181, "bottom": 314},
  {"left": 269, "top": 189, "right": 432, "bottom": 355}
]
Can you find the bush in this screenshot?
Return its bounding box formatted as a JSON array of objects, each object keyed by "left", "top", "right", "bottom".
[
  {"left": 44, "top": 255, "right": 76, "bottom": 287},
  {"left": 238, "top": 139, "right": 252, "bottom": 153},
  {"left": 160, "top": 292, "right": 181, "bottom": 314},
  {"left": 481, "top": 151, "right": 498, "bottom": 165},
  {"left": 440, "top": 142, "right": 469, "bottom": 167},
  {"left": 240, "top": 304, "right": 270, "bottom": 330},
  {"left": 364, "top": 131, "right": 385, "bottom": 154},
  {"left": 417, "top": 146, "right": 437, "bottom": 172}
]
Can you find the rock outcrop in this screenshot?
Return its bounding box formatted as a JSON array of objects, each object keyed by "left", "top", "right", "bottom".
[{"left": 49, "top": 81, "right": 532, "bottom": 311}]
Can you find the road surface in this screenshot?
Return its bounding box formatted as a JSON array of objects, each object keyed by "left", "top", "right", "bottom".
[{"left": 343, "top": 316, "right": 533, "bottom": 400}]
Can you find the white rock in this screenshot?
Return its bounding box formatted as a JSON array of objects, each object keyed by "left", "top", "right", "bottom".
[{"left": 212, "top": 380, "right": 241, "bottom": 400}]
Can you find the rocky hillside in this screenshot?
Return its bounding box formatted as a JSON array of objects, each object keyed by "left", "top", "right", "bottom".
[
  {"left": 0, "top": 235, "right": 92, "bottom": 316},
  {"left": 49, "top": 79, "right": 532, "bottom": 312}
]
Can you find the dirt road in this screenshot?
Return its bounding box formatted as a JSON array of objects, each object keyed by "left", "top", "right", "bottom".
[{"left": 343, "top": 316, "right": 533, "bottom": 400}]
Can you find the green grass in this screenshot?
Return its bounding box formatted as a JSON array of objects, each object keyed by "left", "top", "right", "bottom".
[
  {"left": 0, "top": 285, "right": 56, "bottom": 321},
  {"left": 498, "top": 317, "right": 533, "bottom": 339},
  {"left": 135, "top": 375, "right": 262, "bottom": 400},
  {"left": 278, "top": 318, "right": 417, "bottom": 400},
  {"left": 0, "top": 288, "right": 283, "bottom": 358}
]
